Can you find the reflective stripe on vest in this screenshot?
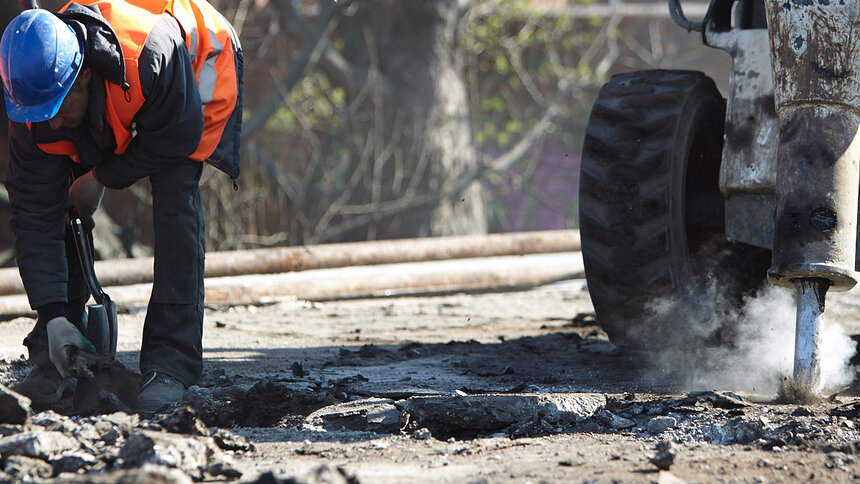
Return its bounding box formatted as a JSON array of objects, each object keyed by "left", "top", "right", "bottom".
[
  {"left": 39, "top": 0, "right": 238, "bottom": 163},
  {"left": 169, "top": 0, "right": 240, "bottom": 161}
]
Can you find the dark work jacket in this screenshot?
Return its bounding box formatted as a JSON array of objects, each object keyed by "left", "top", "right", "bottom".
[{"left": 5, "top": 3, "right": 238, "bottom": 311}]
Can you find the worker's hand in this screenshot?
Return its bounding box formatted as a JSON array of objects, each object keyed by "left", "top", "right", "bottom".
[
  {"left": 46, "top": 317, "right": 96, "bottom": 378},
  {"left": 68, "top": 170, "right": 104, "bottom": 230}
]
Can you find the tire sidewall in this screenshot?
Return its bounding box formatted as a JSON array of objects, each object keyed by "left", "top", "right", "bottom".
[{"left": 667, "top": 80, "right": 727, "bottom": 289}]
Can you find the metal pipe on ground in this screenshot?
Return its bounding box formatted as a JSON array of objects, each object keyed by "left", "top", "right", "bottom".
[
  {"left": 0, "top": 251, "right": 585, "bottom": 318},
  {"left": 0, "top": 230, "right": 580, "bottom": 296}
]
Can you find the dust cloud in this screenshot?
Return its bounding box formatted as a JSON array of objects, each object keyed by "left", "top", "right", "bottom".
[{"left": 640, "top": 284, "right": 856, "bottom": 395}]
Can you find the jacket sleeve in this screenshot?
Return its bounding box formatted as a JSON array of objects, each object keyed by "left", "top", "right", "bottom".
[
  {"left": 94, "top": 15, "right": 204, "bottom": 189},
  {"left": 5, "top": 121, "right": 72, "bottom": 310}
]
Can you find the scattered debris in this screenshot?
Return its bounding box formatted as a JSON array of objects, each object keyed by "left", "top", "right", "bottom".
[
  {"left": 339, "top": 344, "right": 395, "bottom": 361},
  {"left": 0, "top": 282, "right": 859, "bottom": 482},
  {"left": 597, "top": 410, "right": 635, "bottom": 429},
  {"left": 291, "top": 361, "right": 305, "bottom": 377},
  {"left": 0, "top": 384, "right": 30, "bottom": 425},
  {"left": 120, "top": 429, "right": 241, "bottom": 480},
  {"left": 829, "top": 401, "right": 860, "bottom": 419},
  {"left": 58, "top": 464, "right": 195, "bottom": 483},
  {"left": 411, "top": 428, "right": 432, "bottom": 440},
  {"left": 4, "top": 455, "right": 53, "bottom": 480},
  {"left": 0, "top": 408, "right": 249, "bottom": 482},
  {"left": 648, "top": 441, "right": 675, "bottom": 470},
  {"left": 703, "top": 417, "right": 765, "bottom": 445},
  {"left": 151, "top": 406, "right": 210, "bottom": 436},
  {"left": 249, "top": 464, "right": 359, "bottom": 484},
  {"left": 179, "top": 380, "right": 343, "bottom": 428},
  {"left": 792, "top": 406, "right": 814, "bottom": 417},
  {"left": 646, "top": 416, "right": 677, "bottom": 434},
  {"left": 568, "top": 312, "right": 597, "bottom": 327},
  {"left": 682, "top": 391, "right": 750, "bottom": 409},
  {"left": 0, "top": 430, "right": 79, "bottom": 461},
  {"left": 0, "top": 357, "right": 32, "bottom": 388}
]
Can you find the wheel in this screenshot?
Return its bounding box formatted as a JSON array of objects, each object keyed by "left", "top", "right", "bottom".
[{"left": 578, "top": 69, "right": 771, "bottom": 351}]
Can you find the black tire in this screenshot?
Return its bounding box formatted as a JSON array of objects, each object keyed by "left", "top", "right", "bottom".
[{"left": 579, "top": 69, "right": 770, "bottom": 351}]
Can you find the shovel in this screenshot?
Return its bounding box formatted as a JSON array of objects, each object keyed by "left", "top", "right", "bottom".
[{"left": 67, "top": 207, "right": 123, "bottom": 413}]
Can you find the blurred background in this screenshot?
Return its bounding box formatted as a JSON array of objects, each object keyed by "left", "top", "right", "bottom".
[{"left": 0, "top": 0, "right": 728, "bottom": 265}]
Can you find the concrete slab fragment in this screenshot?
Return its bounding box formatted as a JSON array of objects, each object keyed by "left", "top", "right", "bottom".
[
  {"left": 303, "top": 398, "right": 402, "bottom": 433},
  {"left": 398, "top": 393, "right": 606, "bottom": 433}
]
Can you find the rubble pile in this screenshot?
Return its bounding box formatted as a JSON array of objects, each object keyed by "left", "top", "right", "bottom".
[
  {"left": 600, "top": 391, "right": 860, "bottom": 453},
  {"left": 285, "top": 387, "right": 860, "bottom": 458},
  {"left": 0, "top": 358, "right": 30, "bottom": 389},
  {"left": 179, "top": 380, "right": 345, "bottom": 428},
  {"left": 3, "top": 362, "right": 860, "bottom": 481},
  {"left": 0, "top": 384, "right": 251, "bottom": 483},
  {"left": 168, "top": 372, "right": 860, "bottom": 458}
]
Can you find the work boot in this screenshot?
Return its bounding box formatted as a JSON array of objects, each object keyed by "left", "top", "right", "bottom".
[
  {"left": 13, "top": 364, "right": 76, "bottom": 407},
  {"left": 135, "top": 371, "right": 186, "bottom": 414}
]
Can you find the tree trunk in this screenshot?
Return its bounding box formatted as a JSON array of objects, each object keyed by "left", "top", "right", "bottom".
[{"left": 319, "top": 0, "right": 486, "bottom": 241}]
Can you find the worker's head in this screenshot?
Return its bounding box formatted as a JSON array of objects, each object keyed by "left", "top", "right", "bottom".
[
  {"left": 47, "top": 67, "right": 91, "bottom": 129},
  {"left": 0, "top": 9, "right": 84, "bottom": 123}
]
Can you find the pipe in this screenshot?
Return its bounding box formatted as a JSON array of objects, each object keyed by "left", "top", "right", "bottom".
[
  {"left": 0, "top": 230, "right": 581, "bottom": 296},
  {"left": 0, "top": 252, "right": 585, "bottom": 318}
]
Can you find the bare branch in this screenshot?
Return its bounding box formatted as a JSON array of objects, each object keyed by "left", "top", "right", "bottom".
[
  {"left": 501, "top": 34, "right": 546, "bottom": 105},
  {"left": 242, "top": 0, "right": 353, "bottom": 138},
  {"left": 230, "top": 0, "right": 253, "bottom": 38},
  {"left": 479, "top": 78, "right": 572, "bottom": 176},
  {"left": 314, "top": 21, "right": 393, "bottom": 98},
  {"left": 577, "top": 13, "right": 621, "bottom": 73},
  {"left": 313, "top": 82, "right": 571, "bottom": 242}
]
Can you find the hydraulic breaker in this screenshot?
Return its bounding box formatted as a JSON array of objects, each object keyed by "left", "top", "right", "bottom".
[{"left": 764, "top": 0, "right": 860, "bottom": 395}]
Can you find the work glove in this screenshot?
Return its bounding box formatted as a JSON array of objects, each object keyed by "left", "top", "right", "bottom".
[
  {"left": 46, "top": 317, "right": 96, "bottom": 378},
  {"left": 68, "top": 170, "right": 104, "bottom": 230}
]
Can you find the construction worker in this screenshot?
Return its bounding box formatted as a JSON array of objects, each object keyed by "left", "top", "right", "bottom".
[{"left": 0, "top": 1, "right": 243, "bottom": 412}]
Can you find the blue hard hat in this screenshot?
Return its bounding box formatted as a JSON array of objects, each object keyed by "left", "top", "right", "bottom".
[{"left": 0, "top": 9, "right": 83, "bottom": 123}]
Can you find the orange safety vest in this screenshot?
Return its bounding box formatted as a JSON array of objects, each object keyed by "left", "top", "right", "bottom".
[{"left": 38, "top": 0, "right": 238, "bottom": 163}]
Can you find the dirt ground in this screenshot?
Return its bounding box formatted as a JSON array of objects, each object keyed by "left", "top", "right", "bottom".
[{"left": 2, "top": 275, "right": 860, "bottom": 483}]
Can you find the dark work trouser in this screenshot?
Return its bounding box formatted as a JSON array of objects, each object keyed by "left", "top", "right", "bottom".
[{"left": 138, "top": 160, "right": 205, "bottom": 387}]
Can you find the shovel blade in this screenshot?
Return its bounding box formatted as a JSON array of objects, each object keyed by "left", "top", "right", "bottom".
[{"left": 86, "top": 304, "right": 111, "bottom": 357}]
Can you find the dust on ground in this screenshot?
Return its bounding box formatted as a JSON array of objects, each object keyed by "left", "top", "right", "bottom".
[{"left": 2, "top": 279, "right": 860, "bottom": 482}]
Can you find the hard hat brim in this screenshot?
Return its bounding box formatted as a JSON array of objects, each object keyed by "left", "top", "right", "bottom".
[{"left": 4, "top": 79, "right": 74, "bottom": 123}]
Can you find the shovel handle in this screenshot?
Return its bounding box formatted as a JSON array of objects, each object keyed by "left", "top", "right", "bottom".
[
  {"left": 68, "top": 207, "right": 118, "bottom": 358},
  {"left": 68, "top": 207, "right": 107, "bottom": 305},
  {"left": 19, "top": 1, "right": 38, "bottom": 10}
]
